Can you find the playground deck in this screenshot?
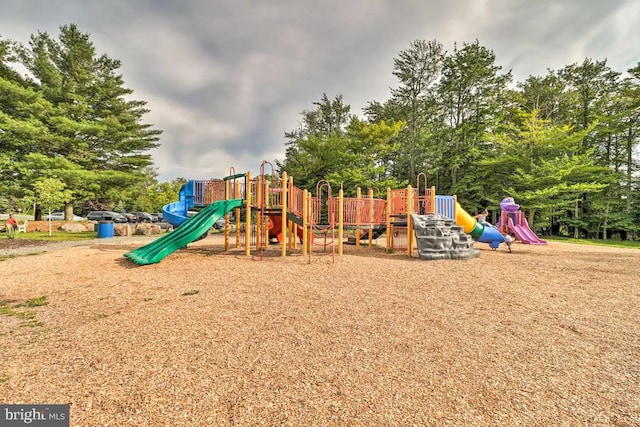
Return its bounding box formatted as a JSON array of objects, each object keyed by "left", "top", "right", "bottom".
[{"left": 1, "top": 237, "right": 639, "bottom": 426}]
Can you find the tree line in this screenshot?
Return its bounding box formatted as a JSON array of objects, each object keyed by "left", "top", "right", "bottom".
[
  {"left": 2, "top": 27, "right": 638, "bottom": 239},
  {"left": 0, "top": 24, "right": 180, "bottom": 218},
  {"left": 277, "top": 40, "right": 640, "bottom": 239}
]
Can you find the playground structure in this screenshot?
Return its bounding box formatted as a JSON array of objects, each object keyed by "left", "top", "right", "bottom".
[
  {"left": 125, "top": 165, "right": 507, "bottom": 265},
  {"left": 497, "top": 197, "right": 547, "bottom": 245}
]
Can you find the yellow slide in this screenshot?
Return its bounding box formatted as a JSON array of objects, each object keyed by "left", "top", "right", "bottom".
[
  {"left": 454, "top": 202, "right": 478, "bottom": 235},
  {"left": 454, "top": 202, "right": 505, "bottom": 248}
]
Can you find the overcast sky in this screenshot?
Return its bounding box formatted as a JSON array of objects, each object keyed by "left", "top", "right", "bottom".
[{"left": 1, "top": 0, "right": 639, "bottom": 182}]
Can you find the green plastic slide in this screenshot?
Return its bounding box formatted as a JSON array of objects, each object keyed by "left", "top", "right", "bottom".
[{"left": 124, "top": 198, "right": 244, "bottom": 265}]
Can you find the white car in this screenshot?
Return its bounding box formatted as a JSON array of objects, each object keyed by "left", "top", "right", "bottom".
[{"left": 44, "top": 212, "right": 84, "bottom": 221}]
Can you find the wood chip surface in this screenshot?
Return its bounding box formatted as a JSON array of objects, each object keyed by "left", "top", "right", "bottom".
[{"left": 1, "top": 235, "right": 639, "bottom": 426}]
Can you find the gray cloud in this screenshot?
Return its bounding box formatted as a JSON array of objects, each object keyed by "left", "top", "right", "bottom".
[{"left": 1, "top": 0, "right": 638, "bottom": 181}]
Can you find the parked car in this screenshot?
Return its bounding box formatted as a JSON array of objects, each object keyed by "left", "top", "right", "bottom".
[
  {"left": 213, "top": 218, "right": 226, "bottom": 230},
  {"left": 151, "top": 213, "right": 164, "bottom": 222},
  {"left": 122, "top": 213, "right": 138, "bottom": 223},
  {"left": 44, "top": 212, "right": 84, "bottom": 221},
  {"left": 131, "top": 212, "right": 156, "bottom": 222},
  {"left": 86, "top": 211, "right": 128, "bottom": 223}
]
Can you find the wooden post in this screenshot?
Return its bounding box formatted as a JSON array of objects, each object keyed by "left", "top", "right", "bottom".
[
  {"left": 386, "top": 187, "right": 391, "bottom": 251},
  {"left": 302, "top": 189, "right": 308, "bottom": 256},
  {"left": 281, "top": 171, "right": 287, "bottom": 257},
  {"left": 368, "top": 188, "right": 374, "bottom": 248},
  {"left": 289, "top": 176, "right": 296, "bottom": 250},
  {"left": 233, "top": 177, "right": 241, "bottom": 249},
  {"left": 407, "top": 184, "right": 413, "bottom": 257},
  {"left": 338, "top": 188, "right": 344, "bottom": 256},
  {"left": 256, "top": 175, "right": 263, "bottom": 249},
  {"left": 430, "top": 186, "right": 436, "bottom": 214},
  {"left": 245, "top": 172, "right": 252, "bottom": 257},
  {"left": 355, "top": 187, "right": 361, "bottom": 250}
]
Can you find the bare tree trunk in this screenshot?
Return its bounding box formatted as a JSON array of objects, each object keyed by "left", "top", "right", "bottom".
[
  {"left": 528, "top": 208, "right": 536, "bottom": 228},
  {"left": 573, "top": 200, "right": 580, "bottom": 239},
  {"left": 64, "top": 203, "right": 74, "bottom": 221},
  {"left": 602, "top": 202, "right": 609, "bottom": 240},
  {"left": 626, "top": 124, "right": 634, "bottom": 240}
]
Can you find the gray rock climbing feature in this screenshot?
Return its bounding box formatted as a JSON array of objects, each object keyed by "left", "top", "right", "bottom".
[{"left": 411, "top": 214, "right": 480, "bottom": 260}]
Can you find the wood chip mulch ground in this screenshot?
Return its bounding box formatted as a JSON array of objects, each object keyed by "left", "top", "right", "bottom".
[{"left": 1, "top": 235, "right": 639, "bottom": 426}]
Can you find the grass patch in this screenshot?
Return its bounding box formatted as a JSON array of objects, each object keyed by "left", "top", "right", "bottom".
[
  {"left": 20, "top": 320, "right": 44, "bottom": 327},
  {"left": 16, "top": 296, "right": 49, "bottom": 308},
  {"left": 181, "top": 290, "right": 200, "bottom": 296},
  {"left": 1, "top": 253, "right": 47, "bottom": 262},
  {"left": 546, "top": 236, "right": 640, "bottom": 249},
  {"left": 0, "top": 302, "right": 18, "bottom": 317},
  {"left": 0, "top": 296, "right": 47, "bottom": 327},
  {"left": 0, "top": 231, "right": 97, "bottom": 242},
  {"left": 14, "top": 311, "right": 36, "bottom": 320}
]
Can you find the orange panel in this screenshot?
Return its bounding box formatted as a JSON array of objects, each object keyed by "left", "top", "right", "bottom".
[{"left": 267, "top": 215, "right": 305, "bottom": 243}]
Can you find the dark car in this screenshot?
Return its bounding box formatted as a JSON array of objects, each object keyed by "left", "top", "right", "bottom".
[
  {"left": 86, "top": 211, "right": 128, "bottom": 223},
  {"left": 122, "top": 213, "right": 138, "bottom": 223},
  {"left": 151, "top": 213, "right": 164, "bottom": 222},
  {"left": 132, "top": 212, "right": 155, "bottom": 223}
]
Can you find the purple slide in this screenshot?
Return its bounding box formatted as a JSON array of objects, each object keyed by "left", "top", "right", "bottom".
[{"left": 508, "top": 216, "right": 547, "bottom": 245}]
